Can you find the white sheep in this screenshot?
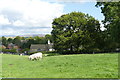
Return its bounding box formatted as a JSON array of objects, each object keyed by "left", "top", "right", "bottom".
[
  {"left": 28, "top": 55, "right": 35, "bottom": 60},
  {"left": 28, "top": 52, "right": 42, "bottom": 60},
  {"left": 35, "top": 53, "right": 42, "bottom": 59}
]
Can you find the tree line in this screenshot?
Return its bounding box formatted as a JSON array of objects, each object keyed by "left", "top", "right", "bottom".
[{"left": 1, "top": 34, "right": 53, "bottom": 53}]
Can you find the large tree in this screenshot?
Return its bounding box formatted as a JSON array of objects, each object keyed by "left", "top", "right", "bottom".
[
  {"left": 96, "top": 2, "right": 120, "bottom": 43},
  {"left": 51, "top": 12, "right": 101, "bottom": 53}
]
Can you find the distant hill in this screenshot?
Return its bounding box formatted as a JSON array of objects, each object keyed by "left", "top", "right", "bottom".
[
  {"left": 20, "top": 34, "right": 46, "bottom": 37},
  {"left": 1, "top": 34, "right": 46, "bottom": 38}
]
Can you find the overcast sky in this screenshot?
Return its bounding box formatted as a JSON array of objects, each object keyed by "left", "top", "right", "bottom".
[{"left": 0, "top": 0, "right": 105, "bottom": 36}]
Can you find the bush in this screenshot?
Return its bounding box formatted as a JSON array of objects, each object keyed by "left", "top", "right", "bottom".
[
  {"left": 28, "top": 51, "right": 38, "bottom": 55},
  {"left": 20, "top": 48, "right": 29, "bottom": 55},
  {"left": 41, "top": 51, "right": 59, "bottom": 56},
  {"left": 2, "top": 48, "right": 17, "bottom": 54}
]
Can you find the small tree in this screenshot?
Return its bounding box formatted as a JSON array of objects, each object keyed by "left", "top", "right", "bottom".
[
  {"left": 13, "top": 36, "right": 21, "bottom": 47},
  {"left": 2, "top": 36, "right": 8, "bottom": 47},
  {"left": 7, "top": 38, "right": 13, "bottom": 44}
]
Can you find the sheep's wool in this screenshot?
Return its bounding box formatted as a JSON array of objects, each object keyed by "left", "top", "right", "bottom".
[{"left": 29, "top": 52, "right": 42, "bottom": 60}]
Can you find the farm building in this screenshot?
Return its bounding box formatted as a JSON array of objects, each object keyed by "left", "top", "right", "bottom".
[{"left": 30, "top": 40, "right": 54, "bottom": 53}]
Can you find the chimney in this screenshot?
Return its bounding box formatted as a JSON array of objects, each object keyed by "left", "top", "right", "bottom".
[{"left": 48, "top": 40, "right": 50, "bottom": 44}]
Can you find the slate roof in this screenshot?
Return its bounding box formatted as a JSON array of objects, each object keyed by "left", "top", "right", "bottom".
[{"left": 30, "top": 43, "right": 54, "bottom": 52}]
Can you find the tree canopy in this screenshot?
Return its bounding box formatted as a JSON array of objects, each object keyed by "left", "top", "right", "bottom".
[
  {"left": 96, "top": 2, "right": 120, "bottom": 43},
  {"left": 51, "top": 12, "right": 101, "bottom": 54}
]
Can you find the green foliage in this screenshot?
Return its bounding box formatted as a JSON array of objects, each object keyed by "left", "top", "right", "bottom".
[
  {"left": 45, "top": 34, "right": 53, "bottom": 43},
  {"left": 2, "top": 36, "right": 8, "bottom": 47},
  {"left": 52, "top": 12, "right": 101, "bottom": 53},
  {"left": 95, "top": 2, "right": 120, "bottom": 52},
  {"left": 28, "top": 51, "right": 39, "bottom": 55},
  {"left": 21, "top": 48, "right": 29, "bottom": 53},
  {"left": 7, "top": 38, "right": 13, "bottom": 44},
  {"left": 26, "top": 38, "right": 35, "bottom": 48},
  {"left": 34, "top": 36, "right": 47, "bottom": 44},
  {"left": 41, "top": 51, "right": 59, "bottom": 56},
  {"left": 2, "top": 53, "right": 118, "bottom": 78},
  {"left": 2, "top": 48, "right": 17, "bottom": 53},
  {"left": 96, "top": 2, "right": 120, "bottom": 43},
  {"left": 12, "top": 36, "right": 21, "bottom": 47}
]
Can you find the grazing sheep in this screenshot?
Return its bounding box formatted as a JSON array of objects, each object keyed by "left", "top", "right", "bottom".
[
  {"left": 35, "top": 53, "right": 42, "bottom": 59},
  {"left": 28, "top": 55, "right": 35, "bottom": 60},
  {"left": 29, "top": 52, "right": 42, "bottom": 60}
]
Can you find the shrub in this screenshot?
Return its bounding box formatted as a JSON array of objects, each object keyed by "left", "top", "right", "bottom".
[
  {"left": 2, "top": 48, "right": 17, "bottom": 54},
  {"left": 41, "top": 51, "right": 59, "bottom": 56}
]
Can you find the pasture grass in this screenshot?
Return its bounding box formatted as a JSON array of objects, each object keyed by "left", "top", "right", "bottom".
[
  {"left": 0, "top": 53, "right": 2, "bottom": 78},
  {"left": 2, "top": 53, "right": 118, "bottom": 78}
]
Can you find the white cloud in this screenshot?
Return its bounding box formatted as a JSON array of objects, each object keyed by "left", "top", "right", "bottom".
[
  {"left": 1, "top": 28, "right": 16, "bottom": 36},
  {"left": 56, "top": 0, "right": 96, "bottom": 2},
  {"left": 1, "top": 27, "right": 52, "bottom": 36},
  {"left": 13, "top": 20, "right": 25, "bottom": 26},
  {"left": 25, "top": 28, "right": 52, "bottom": 34},
  {"left": 0, "top": 0, "right": 64, "bottom": 27},
  {"left": 0, "top": 0, "right": 64, "bottom": 35},
  {"left": 0, "top": 15, "right": 11, "bottom": 25}
]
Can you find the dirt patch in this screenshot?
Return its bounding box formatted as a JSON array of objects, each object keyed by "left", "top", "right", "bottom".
[{"left": 9, "top": 64, "right": 13, "bottom": 66}]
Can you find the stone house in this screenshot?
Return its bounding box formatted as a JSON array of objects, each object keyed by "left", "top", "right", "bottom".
[{"left": 30, "top": 40, "right": 54, "bottom": 53}]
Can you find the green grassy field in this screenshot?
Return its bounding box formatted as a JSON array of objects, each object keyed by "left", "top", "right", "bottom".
[{"left": 1, "top": 53, "right": 118, "bottom": 78}]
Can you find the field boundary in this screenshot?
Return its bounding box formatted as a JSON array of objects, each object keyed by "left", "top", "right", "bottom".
[{"left": 1, "top": 78, "right": 119, "bottom": 80}]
